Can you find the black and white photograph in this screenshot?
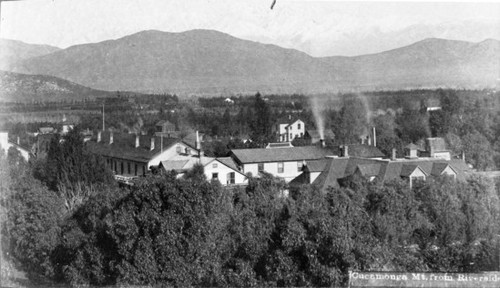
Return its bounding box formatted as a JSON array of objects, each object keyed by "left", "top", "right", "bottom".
[{"left": 0, "top": 0, "right": 499, "bottom": 287}]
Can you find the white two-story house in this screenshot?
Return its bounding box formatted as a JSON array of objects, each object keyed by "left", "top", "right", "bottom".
[{"left": 272, "top": 116, "right": 305, "bottom": 142}]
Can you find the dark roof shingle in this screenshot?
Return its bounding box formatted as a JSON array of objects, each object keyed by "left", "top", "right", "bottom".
[
  {"left": 231, "top": 146, "right": 334, "bottom": 164},
  {"left": 86, "top": 132, "right": 183, "bottom": 163}
]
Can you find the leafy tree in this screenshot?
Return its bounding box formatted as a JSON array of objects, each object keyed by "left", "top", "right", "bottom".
[
  {"left": 462, "top": 130, "right": 495, "bottom": 170},
  {"left": 2, "top": 156, "right": 65, "bottom": 280},
  {"left": 250, "top": 93, "right": 272, "bottom": 145},
  {"left": 35, "top": 127, "right": 114, "bottom": 192}
]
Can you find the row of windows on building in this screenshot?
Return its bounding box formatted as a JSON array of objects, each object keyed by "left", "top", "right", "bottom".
[
  {"left": 106, "top": 158, "right": 146, "bottom": 176},
  {"left": 211, "top": 172, "right": 236, "bottom": 184},
  {"left": 257, "top": 161, "right": 303, "bottom": 174}
]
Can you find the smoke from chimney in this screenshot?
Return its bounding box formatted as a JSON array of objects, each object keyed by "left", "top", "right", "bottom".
[
  {"left": 135, "top": 134, "right": 140, "bottom": 148},
  {"left": 320, "top": 139, "right": 325, "bottom": 148},
  {"left": 109, "top": 132, "right": 113, "bottom": 145},
  {"left": 150, "top": 137, "right": 155, "bottom": 151},
  {"left": 310, "top": 96, "right": 325, "bottom": 141}
]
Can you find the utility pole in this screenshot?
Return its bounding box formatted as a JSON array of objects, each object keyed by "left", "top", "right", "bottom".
[{"left": 102, "top": 102, "right": 105, "bottom": 131}]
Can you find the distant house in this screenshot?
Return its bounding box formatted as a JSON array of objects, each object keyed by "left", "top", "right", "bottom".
[
  {"left": 159, "top": 156, "right": 247, "bottom": 186},
  {"left": 230, "top": 145, "right": 333, "bottom": 182},
  {"left": 272, "top": 115, "right": 305, "bottom": 142},
  {"left": 425, "top": 98, "right": 442, "bottom": 111},
  {"left": 423, "top": 137, "right": 451, "bottom": 160},
  {"left": 155, "top": 120, "right": 180, "bottom": 138},
  {"left": 86, "top": 131, "right": 198, "bottom": 184},
  {"left": 39, "top": 127, "right": 56, "bottom": 134},
  {"left": 304, "top": 129, "right": 335, "bottom": 144},
  {"left": 61, "top": 114, "right": 74, "bottom": 134}
]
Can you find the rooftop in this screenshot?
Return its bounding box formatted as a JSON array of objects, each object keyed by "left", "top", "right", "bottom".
[
  {"left": 86, "top": 132, "right": 191, "bottom": 163},
  {"left": 231, "top": 146, "right": 334, "bottom": 164}
]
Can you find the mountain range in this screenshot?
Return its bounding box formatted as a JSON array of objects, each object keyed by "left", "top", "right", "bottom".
[{"left": 2, "top": 29, "right": 499, "bottom": 96}]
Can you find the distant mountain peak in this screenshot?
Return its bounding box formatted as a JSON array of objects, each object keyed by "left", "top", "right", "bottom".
[{"left": 6, "top": 30, "right": 500, "bottom": 94}]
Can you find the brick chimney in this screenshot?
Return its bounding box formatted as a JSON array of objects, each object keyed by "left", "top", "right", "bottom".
[
  {"left": 109, "top": 132, "right": 113, "bottom": 144},
  {"left": 135, "top": 134, "right": 140, "bottom": 148},
  {"left": 150, "top": 137, "right": 155, "bottom": 151},
  {"left": 97, "top": 131, "right": 102, "bottom": 142},
  {"left": 391, "top": 148, "right": 397, "bottom": 161}
]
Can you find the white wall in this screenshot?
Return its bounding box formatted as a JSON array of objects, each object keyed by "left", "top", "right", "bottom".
[
  {"left": 204, "top": 160, "right": 247, "bottom": 185},
  {"left": 433, "top": 151, "right": 451, "bottom": 160},
  {"left": 243, "top": 161, "right": 303, "bottom": 182},
  {"left": 148, "top": 142, "right": 196, "bottom": 168},
  {"left": 0, "top": 132, "right": 9, "bottom": 154},
  {"left": 310, "top": 172, "right": 321, "bottom": 183},
  {"left": 287, "top": 120, "right": 305, "bottom": 140},
  {"left": 0, "top": 132, "right": 30, "bottom": 161}
]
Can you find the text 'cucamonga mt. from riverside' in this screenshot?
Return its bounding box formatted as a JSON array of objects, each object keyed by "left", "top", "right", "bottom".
[{"left": 7, "top": 29, "right": 500, "bottom": 94}]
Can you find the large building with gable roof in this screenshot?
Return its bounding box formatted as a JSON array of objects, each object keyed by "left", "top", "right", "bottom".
[{"left": 290, "top": 142, "right": 470, "bottom": 190}]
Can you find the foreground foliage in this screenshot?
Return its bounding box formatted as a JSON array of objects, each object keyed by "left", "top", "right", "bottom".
[{"left": 1, "top": 151, "right": 500, "bottom": 286}]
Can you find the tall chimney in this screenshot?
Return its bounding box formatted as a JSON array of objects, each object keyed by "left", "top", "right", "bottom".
[
  {"left": 372, "top": 127, "right": 377, "bottom": 147},
  {"left": 97, "top": 131, "right": 102, "bottom": 142},
  {"left": 17, "top": 136, "right": 20, "bottom": 145},
  {"left": 195, "top": 131, "right": 201, "bottom": 150},
  {"left": 391, "top": 148, "right": 397, "bottom": 161},
  {"left": 341, "top": 145, "right": 349, "bottom": 157},
  {"left": 109, "top": 132, "right": 113, "bottom": 145},
  {"left": 195, "top": 131, "right": 203, "bottom": 157},
  {"left": 135, "top": 134, "right": 140, "bottom": 148},
  {"left": 150, "top": 137, "right": 155, "bottom": 151}
]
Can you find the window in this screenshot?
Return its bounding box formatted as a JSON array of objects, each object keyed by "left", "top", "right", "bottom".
[
  {"left": 300, "top": 132, "right": 303, "bottom": 137},
  {"left": 114, "top": 160, "right": 117, "bottom": 172},
  {"left": 212, "top": 173, "right": 218, "bottom": 181},
  {"left": 212, "top": 163, "right": 218, "bottom": 168},
  {"left": 227, "top": 172, "right": 235, "bottom": 184},
  {"left": 278, "top": 162, "right": 284, "bottom": 173},
  {"left": 127, "top": 162, "right": 131, "bottom": 174},
  {"left": 297, "top": 161, "right": 303, "bottom": 172},
  {"left": 290, "top": 133, "right": 292, "bottom": 139},
  {"left": 176, "top": 145, "right": 182, "bottom": 154},
  {"left": 258, "top": 163, "right": 264, "bottom": 172},
  {"left": 298, "top": 123, "right": 301, "bottom": 129},
  {"left": 290, "top": 126, "right": 292, "bottom": 130},
  {"left": 143, "top": 165, "right": 146, "bottom": 176},
  {"left": 135, "top": 164, "right": 138, "bottom": 176},
  {"left": 121, "top": 162, "right": 124, "bottom": 174}
]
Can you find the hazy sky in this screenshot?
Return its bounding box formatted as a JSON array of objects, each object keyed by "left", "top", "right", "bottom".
[{"left": 1, "top": 0, "right": 499, "bottom": 56}]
